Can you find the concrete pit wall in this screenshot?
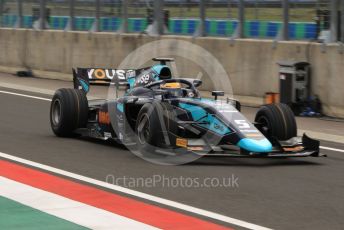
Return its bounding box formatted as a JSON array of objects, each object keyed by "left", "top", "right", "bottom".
[{"left": 0, "top": 28, "right": 343, "bottom": 118}]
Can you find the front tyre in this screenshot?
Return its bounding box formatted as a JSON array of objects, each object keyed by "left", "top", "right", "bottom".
[
  {"left": 133, "top": 103, "right": 202, "bottom": 165},
  {"left": 50, "top": 88, "right": 88, "bottom": 137},
  {"left": 135, "top": 103, "right": 177, "bottom": 150},
  {"left": 255, "top": 103, "right": 297, "bottom": 141}
]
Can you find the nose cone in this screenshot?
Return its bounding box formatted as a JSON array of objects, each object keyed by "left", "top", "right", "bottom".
[{"left": 237, "top": 138, "right": 273, "bottom": 153}]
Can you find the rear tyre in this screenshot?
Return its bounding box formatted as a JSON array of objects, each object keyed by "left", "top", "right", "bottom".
[
  {"left": 255, "top": 103, "right": 297, "bottom": 141},
  {"left": 50, "top": 88, "right": 88, "bottom": 137}
]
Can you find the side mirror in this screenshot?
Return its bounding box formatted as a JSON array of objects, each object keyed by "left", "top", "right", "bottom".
[
  {"left": 193, "top": 79, "right": 202, "bottom": 88},
  {"left": 227, "top": 98, "right": 241, "bottom": 111},
  {"left": 212, "top": 91, "right": 224, "bottom": 100}
]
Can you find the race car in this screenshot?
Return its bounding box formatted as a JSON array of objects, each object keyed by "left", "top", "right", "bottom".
[{"left": 50, "top": 58, "right": 323, "bottom": 160}]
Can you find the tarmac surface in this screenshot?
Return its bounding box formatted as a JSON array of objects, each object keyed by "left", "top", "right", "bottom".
[{"left": 0, "top": 74, "right": 343, "bottom": 229}]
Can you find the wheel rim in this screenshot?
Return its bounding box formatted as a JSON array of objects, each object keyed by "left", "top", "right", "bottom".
[
  {"left": 52, "top": 99, "right": 62, "bottom": 126},
  {"left": 257, "top": 116, "right": 271, "bottom": 137},
  {"left": 137, "top": 114, "right": 150, "bottom": 145}
]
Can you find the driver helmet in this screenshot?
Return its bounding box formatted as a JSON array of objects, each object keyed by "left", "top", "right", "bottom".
[{"left": 161, "top": 82, "right": 183, "bottom": 98}]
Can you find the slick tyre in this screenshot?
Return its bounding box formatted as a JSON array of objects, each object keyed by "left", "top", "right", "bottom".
[
  {"left": 50, "top": 88, "right": 88, "bottom": 137},
  {"left": 135, "top": 103, "right": 177, "bottom": 150},
  {"left": 255, "top": 103, "right": 297, "bottom": 141}
]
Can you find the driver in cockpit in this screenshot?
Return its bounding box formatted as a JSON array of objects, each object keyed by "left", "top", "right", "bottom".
[{"left": 160, "top": 82, "right": 196, "bottom": 98}]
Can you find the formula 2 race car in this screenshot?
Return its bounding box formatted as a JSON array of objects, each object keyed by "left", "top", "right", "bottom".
[{"left": 50, "top": 58, "right": 323, "bottom": 162}]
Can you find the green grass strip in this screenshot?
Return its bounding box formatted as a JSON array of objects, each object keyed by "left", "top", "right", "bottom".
[{"left": 0, "top": 196, "right": 87, "bottom": 230}]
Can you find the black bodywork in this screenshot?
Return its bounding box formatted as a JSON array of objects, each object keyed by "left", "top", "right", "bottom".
[{"left": 68, "top": 58, "right": 323, "bottom": 158}]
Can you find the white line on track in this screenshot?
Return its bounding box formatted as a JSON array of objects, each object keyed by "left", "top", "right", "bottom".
[
  {"left": 0, "top": 151, "right": 271, "bottom": 230},
  {"left": 0, "top": 90, "right": 51, "bottom": 101},
  {"left": 320, "top": 146, "right": 344, "bottom": 153}
]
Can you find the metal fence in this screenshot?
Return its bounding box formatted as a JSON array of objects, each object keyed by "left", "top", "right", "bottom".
[{"left": 0, "top": 0, "right": 343, "bottom": 42}]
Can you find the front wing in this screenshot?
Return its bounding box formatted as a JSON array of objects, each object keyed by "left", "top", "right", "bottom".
[{"left": 182, "top": 134, "right": 326, "bottom": 158}]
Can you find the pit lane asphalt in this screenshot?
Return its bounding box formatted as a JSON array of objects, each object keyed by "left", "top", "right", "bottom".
[{"left": 0, "top": 87, "right": 343, "bottom": 230}]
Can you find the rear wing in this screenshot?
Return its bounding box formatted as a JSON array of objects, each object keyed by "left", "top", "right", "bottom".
[
  {"left": 73, "top": 68, "right": 135, "bottom": 93},
  {"left": 73, "top": 63, "right": 172, "bottom": 94}
]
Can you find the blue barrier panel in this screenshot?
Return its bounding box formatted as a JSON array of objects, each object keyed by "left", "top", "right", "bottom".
[
  {"left": 3, "top": 14, "right": 16, "bottom": 27},
  {"left": 233, "top": 21, "right": 238, "bottom": 32},
  {"left": 0, "top": 14, "right": 319, "bottom": 40},
  {"left": 102, "top": 18, "right": 110, "bottom": 31},
  {"left": 205, "top": 20, "right": 210, "bottom": 34},
  {"left": 111, "top": 18, "right": 120, "bottom": 31},
  {"left": 52, "top": 17, "right": 59, "bottom": 28},
  {"left": 217, "top": 21, "right": 227, "bottom": 36},
  {"left": 289, "top": 23, "right": 296, "bottom": 39},
  {"left": 51, "top": 16, "right": 67, "bottom": 29},
  {"left": 249, "top": 21, "right": 260, "bottom": 37},
  {"left": 23, "top": 15, "right": 32, "bottom": 28},
  {"left": 305, "top": 23, "right": 317, "bottom": 39},
  {"left": 187, "top": 19, "right": 197, "bottom": 34},
  {"left": 133, "top": 19, "right": 142, "bottom": 32},
  {"left": 62, "top": 17, "right": 68, "bottom": 28},
  {"left": 267, "top": 22, "right": 279, "bottom": 38},
  {"left": 174, "top": 19, "right": 182, "bottom": 34}
]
